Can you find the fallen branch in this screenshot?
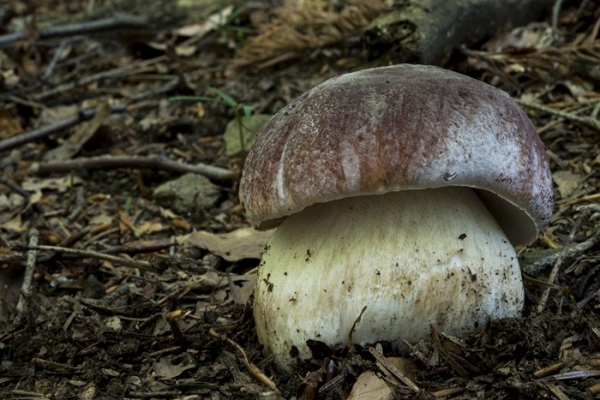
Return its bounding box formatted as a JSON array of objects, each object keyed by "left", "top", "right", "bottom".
[
  {"left": 0, "top": 13, "right": 150, "bottom": 48},
  {"left": 30, "top": 155, "right": 236, "bottom": 181}
]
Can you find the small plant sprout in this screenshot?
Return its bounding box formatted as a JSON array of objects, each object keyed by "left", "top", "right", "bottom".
[{"left": 171, "top": 87, "right": 253, "bottom": 153}]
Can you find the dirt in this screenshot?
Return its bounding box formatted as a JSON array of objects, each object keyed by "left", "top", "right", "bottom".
[{"left": 0, "top": 0, "right": 599, "bottom": 399}]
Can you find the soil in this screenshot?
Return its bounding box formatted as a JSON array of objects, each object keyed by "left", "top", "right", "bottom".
[{"left": 1, "top": 1, "right": 599, "bottom": 399}]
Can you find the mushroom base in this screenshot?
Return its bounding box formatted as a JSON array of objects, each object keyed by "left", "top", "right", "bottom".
[{"left": 254, "top": 187, "right": 524, "bottom": 372}]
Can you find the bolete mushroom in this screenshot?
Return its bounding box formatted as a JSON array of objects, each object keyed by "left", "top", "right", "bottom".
[{"left": 239, "top": 64, "right": 553, "bottom": 372}]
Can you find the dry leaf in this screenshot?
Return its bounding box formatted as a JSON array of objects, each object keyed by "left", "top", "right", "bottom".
[
  {"left": 0, "top": 213, "right": 25, "bottom": 232},
  {"left": 137, "top": 220, "right": 167, "bottom": 235},
  {"left": 176, "top": 6, "right": 233, "bottom": 37},
  {"left": 21, "top": 176, "right": 83, "bottom": 192},
  {"left": 39, "top": 105, "right": 78, "bottom": 125},
  {"left": 348, "top": 370, "right": 393, "bottom": 400},
  {"left": 237, "top": 273, "right": 257, "bottom": 304},
  {"left": 43, "top": 103, "right": 112, "bottom": 161},
  {"left": 89, "top": 214, "right": 112, "bottom": 226},
  {"left": 0, "top": 193, "right": 26, "bottom": 211},
  {"left": 179, "top": 227, "right": 274, "bottom": 261},
  {"left": 376, "top": 357, "right": 418, "bottom": 384},
  {"left": 552, "top": 170, "right": 581, "bottom": 199},
  {"left": 152, "top": 355, "right": 196, "bottom": 379},
  {"left": 0, "top": 108, "right": 22, "bottom": 138},
  {"left": 484, "top": 22, "right": 555, "bottom": 53}
]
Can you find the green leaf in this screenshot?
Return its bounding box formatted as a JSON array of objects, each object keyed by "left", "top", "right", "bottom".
[
  {"left": 207, "top": 87, "right": 238, "bottom": 108},
  {"left": 242, "top": 104, "right": 253, "bottom": 119},
  {"left": 124, "top": 196, "right": 133, "bottom": 214},
  {"left": 227, "top": 6, "right": 247, "bottom": 23}
]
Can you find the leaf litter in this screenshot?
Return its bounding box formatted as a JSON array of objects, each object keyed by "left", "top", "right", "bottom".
[{"left": 0, "top": 0, "right": 599, "bottom": 399}]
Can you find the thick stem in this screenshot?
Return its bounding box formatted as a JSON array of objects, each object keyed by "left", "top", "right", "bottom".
[{"left": 254, "top": 187, "right": 523, "bottom": 372}]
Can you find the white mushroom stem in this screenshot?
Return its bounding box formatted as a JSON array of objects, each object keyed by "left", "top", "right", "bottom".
[{"left": 253, "top": 186, "right": 524, "bottom": 372}]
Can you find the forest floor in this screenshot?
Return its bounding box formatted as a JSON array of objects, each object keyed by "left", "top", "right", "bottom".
[{"left": 0, "top": 1, "right": 599, "bottom": 399}]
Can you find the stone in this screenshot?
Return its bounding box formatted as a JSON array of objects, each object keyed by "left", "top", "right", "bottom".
[{"left": 153, "top": 173, "right": 220, "bottom": 214}]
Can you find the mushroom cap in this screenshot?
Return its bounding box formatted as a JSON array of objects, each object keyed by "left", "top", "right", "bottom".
[{"left": 239, "top": 64, "right": 553, "bottom": 245}]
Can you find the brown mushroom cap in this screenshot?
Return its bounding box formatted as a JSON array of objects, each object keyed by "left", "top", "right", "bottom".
[{"left": 239, "top": 64, "right": 553, "bottom": 245}]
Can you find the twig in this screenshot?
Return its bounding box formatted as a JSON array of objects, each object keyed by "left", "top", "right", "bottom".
[
  {"left": 368, "top": 347, "right": 420, "bottom": 393},
  {"left": 577, "top": 288, "right": 600, "bottom": 308},
  {"left": 551, "top": 0, "right": 564, "bottom": 32},
  {"left": 560, "top": 192, "right": 600, "bottom": 206},
  {"left": 431, "top": 387, "right": 466, "bottom": 398},
  {"left": 534, "top": 361, "right": 566, "bottom": 378},
  {"left": 348, "top": 305, "right": 367, "bottom": 350},
  {"left": 208, "top": 328, "right": 280, "bottom": 394},
  {"left": 15, "top": 229, "right": 40, "bottom": 321},
  {"left": 129, "top": 77, "right": 181, "bottom": 101},
  {"left": 553, "top": 370, "right": 600, "bottom": 380},
  {"left": 0, "top": 104, "right": 128, "bottom": 153},
  {"left": 536, "top": 210, "right": 592, "bottom": 314},
  {"left": 0, "top": 13, "right": 149, "bottom": 48},
  {"left": 102, "top": 238, "right": 175, "bottom": 256},
  {"left": 521, "top": 232, "right": 600, "bottom": 275},
  {"left": 515, "top": 99, "right": 600, "bottom": 132},
  {"left": 31, "top": 155, "right": 236, "bottom": 180},
  {"left": 26, "top": 245, "right": 156, "bottom": 271},
  {"left": 33, "top": 56, "right": 167, "bottom": 102},
  {"left": 9, "top": 389, "right": 49, "bottom": 398},
  {"left": 42, "top": 38, "right": 71, "bottom": 80}
]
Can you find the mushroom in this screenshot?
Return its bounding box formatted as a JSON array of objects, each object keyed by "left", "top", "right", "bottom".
[{"left": 239, "top": 64, "right": 553, "bottom": 372}]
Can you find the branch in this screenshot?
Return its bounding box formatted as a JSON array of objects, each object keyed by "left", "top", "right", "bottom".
[
  {"left": 0, "top": 14, "right": 150, "bottom": 48},
  {"left": 30, "top": 155, "right": 237, "bottom": 181}
]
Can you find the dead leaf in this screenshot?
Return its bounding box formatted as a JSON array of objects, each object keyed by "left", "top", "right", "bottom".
[
  {"left": 552, "top": 170, "right": 581, "bottom": 199},
  {"left": 43, "top": 103, "right": 112, "bottom": 161},
  {"left": 176, "top": 6, "right": 233, "bottom": 37},
  {"left": 0, "top": 193, "right": 26, "bottom": 211},
  {"left": 0, "top": 213, "right": 26, "bottom": 232},
  {"left": 39, "top": 105, "right": 79, "bottom": 125},
  {"left": 179, "top": 227, "right": 274, "bottom": 261},
  {"left": 0, "top": 108, "right": 22, "bottom": 138},
  {"left": 376, "top": 357, "right": 418, "bottom": 385},
  {"left": 1, "top": 69, "right": 20, "bottom": 89},
  {"left": 152, "top": 355, "right": 196, "bottom": 379},
  {"left": 237, "top": 273, "right": 257, "bottom": 304},
  {"left": 137, "top": 220, "right": 167, "bottom": 235},
  {"left": 348, "top": 370, "right": 393, "bottom": 400},
  {"left": 89, "top": 214, "right": 112, "bottom": 226},
  {"left": 484, "top": 22, "right": 555, "bottom": 52},
  {"left": 21, "top": 176, "right": 83, "bottom": 192}
]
